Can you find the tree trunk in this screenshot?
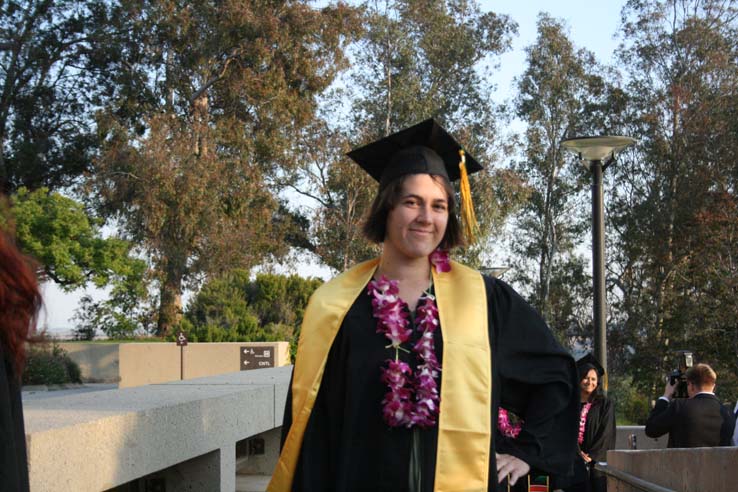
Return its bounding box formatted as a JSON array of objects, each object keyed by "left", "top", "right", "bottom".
[{"left": 157, "top": 263, "right": 184, "bottom": 337}]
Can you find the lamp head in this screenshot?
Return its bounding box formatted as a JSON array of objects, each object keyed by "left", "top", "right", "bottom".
[{"left": 561, "top": 136, "right": 636, "bottom": 162}]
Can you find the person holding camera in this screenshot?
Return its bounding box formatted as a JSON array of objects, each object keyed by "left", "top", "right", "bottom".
[{"left": 645, "top": 363, "right": 735, "bottom": 448}]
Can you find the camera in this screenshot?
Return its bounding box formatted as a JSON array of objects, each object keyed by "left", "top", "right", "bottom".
[{"left": 668, "top": 350, "right": 693, "bottom": 398}]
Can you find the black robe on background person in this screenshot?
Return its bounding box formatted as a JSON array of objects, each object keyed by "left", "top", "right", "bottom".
[
  {"left": 555, "top": 397, "right": 615, "bottom": 492},
  {"left": 280, "top": 275, "right": 578, "bottom": 492},
  {"left": 0, "top": 342, "right": 30, "bottom": 492},
  {"left": 581, "top": 397, "right": 616, "bottom": 463}
]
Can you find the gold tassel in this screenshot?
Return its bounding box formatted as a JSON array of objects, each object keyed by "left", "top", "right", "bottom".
[{"left": 458, "top": 150, "right": 479, "bottom": 244}]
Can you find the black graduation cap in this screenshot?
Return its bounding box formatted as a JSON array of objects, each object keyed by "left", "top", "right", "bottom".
[
  {"left": 346, "top": 118, "right": 483, "bottom": 189},
  {"left": 576, "top": 353, "right": 605, "bottom": 379}
]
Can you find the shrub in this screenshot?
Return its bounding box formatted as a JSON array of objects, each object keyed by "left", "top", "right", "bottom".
[
  {"left": 180, "top": 270, "right": 321, "bottom": 357},
  {"left": 22, "top": 343, "right": 82, "bottom": 385},
  {"left": 609, "top": 374, "right": 651, "bottom": 425}
]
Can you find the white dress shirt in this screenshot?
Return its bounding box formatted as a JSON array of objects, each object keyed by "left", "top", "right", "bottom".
[{"left": 733, "top": 402, "right": 738, "bottom": 446}]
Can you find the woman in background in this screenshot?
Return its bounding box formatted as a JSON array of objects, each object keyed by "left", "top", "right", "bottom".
[
  {"left": 0, "top": 229, "right": 42, "bottom": 492},
  {"left": 560, "top": 354, "right": 616, "bottom": 492}
]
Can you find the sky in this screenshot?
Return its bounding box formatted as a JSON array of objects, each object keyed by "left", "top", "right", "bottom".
[{"left": 40, "top": 0, "right": 628, "bottom": 333}]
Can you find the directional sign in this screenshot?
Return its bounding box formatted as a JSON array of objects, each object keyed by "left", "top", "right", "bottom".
[
  {"left": 176, "top": 331, "right": 188, "bottom": 347},
  {"left": 240, "top": 346, "right": 274, "bottom": 370}
]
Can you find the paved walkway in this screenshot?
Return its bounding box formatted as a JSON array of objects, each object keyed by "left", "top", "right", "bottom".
[{"left": 237, "top": 474, "right": 270, "bottom": 492}]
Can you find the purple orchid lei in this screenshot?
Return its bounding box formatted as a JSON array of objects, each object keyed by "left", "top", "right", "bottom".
[
  {"left": 367, "top": 249, "right": 449, "bottom": 428},
  {"left": 497, "top": 408, "right": 523, "bottom": 439},
  {"left": 578, "top": 402, "right": 593, "bottom": 445}
]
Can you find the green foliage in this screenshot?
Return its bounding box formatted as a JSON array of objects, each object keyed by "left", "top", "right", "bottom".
[
  {"left": 73, "top": 272, "right": 157, "bottom": 340},
  {"left": 23, "top": 343, "right": 82, "bottom": 385},
  {"left": 288, "top": 0, "right": 520, "bottom": 271},
  {"left": 178, "top": 271, "right": 322, "bottom": 353},
  {"left": 609, "top": 374, "right": 650, "bottom": 425},
  {"left": 9, "top": 187, "right": 146, "bottom": 291},
  {"left": 0, "top": 0, "right": 118, "bottom": 194},
  {"left": 91, "top": 0, "right": 361, "bottom": 336},
  {"left": 606, "top": 0, "right": 738, "bottom": 400},
  {"left": 5, "top": 187, "right": 152, "bottom": 341},
  {"left": 509, "top": 13, "right": 607, "bottom": 344}
]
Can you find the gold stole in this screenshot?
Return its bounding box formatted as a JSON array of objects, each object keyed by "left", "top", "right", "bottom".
[{"left": 268, "top": 258, "right": 491, "bottom": 492}]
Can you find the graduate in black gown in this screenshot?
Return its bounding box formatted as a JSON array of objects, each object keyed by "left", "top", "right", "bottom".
[
  {"left": 268, "top": 119, "right": 579, "bottom": 492},
  {"left": 556, "top": 354, "right": 616, "bottom": 492},
  {"left": 0, "top": 229, "right": 42, "bottom": 492}
]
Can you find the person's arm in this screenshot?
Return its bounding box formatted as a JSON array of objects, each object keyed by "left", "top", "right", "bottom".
[
  {"left": 719, "top": 404, "right": 736, "bottom": 446},
  {"left": 488, "top": 276, "right": 579, "bottom": 476},
  {"left": 645, "top": 380, "right": 678, "bottom": 438}
]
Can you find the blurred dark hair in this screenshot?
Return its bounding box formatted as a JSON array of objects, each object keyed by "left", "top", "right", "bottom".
[
  {"left": 362, "top": 173, "right": 463, "bottom": 249},
  {"left": 0, "top": 230, "right": 42, "bottom": 377}
]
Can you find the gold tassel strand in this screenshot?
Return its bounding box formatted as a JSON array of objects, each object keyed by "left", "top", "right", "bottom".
[{"left": 458, "top": 149, "right": 479, "bottom": 244}]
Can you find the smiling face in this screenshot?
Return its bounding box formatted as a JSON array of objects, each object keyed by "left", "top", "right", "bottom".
[
  {"left": 580, "top": 368, "right": 599, "bottom": 398},
  {"left": 382, "top": 174, "right": 450, "bottom": 262}
]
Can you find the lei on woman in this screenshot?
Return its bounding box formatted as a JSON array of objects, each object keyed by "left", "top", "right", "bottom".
[
  {"left": 578, "top": 402, "right": 593, "bottom": 445},
  {"left": 497, "top": 408, "right": 523, "bottom": 439},
  {"left": 367, "top": 249, "right": 450, "bottom": 428}
]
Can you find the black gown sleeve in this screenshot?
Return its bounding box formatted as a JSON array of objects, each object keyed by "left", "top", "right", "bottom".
[
  {"left": 0, "top": 344, "right": 30, "bottom": 492},
  {"left": 585, "top": 398, "right": 616, "bottom": 462},
  {"left": 279, "top": 368, "right": 294, "bottom": 450},
  {"left": 486, "top": 276, "right": 579, "bottom": 476}
]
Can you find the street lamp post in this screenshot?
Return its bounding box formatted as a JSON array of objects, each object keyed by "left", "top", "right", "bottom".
[{"left": 561, "top": 136, "right": 636, "bottom": 389}]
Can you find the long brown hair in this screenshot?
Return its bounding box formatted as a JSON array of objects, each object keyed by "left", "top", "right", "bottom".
[{"left": 0, "top": 230, "right": 42, "bottom": 377}]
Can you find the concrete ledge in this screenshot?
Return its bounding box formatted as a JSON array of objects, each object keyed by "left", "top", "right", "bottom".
[
  {"left": 24, "top": 366, "right": 292, "bottom": 491},
  {"left": 607, "top": 447, "right": 738, "bottom": 492},
  {"left": 614, "top": 425, "right": 667, "bottom": 450}
]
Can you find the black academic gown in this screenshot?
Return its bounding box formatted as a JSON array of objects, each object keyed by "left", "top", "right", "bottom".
[
  {"left": 0, "top": 343, "right": 30, "bottom": 492},
  {"left": 556, "top": 397, "right": 615, "bottom": 492},
  {"left": 281, "top": 275, "right": 578, "bottom": 492},
  {"left": 581, "top": 398, "right": 616, "bottom": 463}
]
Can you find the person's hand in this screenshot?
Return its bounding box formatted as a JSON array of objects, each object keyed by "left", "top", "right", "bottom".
[
  {"left": 496, "top": 453, "right": 530, "bottom": 485},
  {"left": 579, "top": 451, "right": 592, "bottom": 463},
  {"left": 663, "top": 378, "right": 677, "bottom": 399}
]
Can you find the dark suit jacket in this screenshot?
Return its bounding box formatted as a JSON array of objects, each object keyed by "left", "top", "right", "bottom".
[{"left": 645, "top": 393, "right": 735, "bottom": 448}]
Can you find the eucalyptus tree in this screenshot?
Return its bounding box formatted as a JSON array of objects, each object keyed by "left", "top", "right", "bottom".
[
  {"left": 510, "top": 13, "right": 612, "bottom": 345},
  {"left": 91, "top": 0, "right": 360, "bottom": 336},
  {"left": 292, "top": 0, "right": 520, "bottom": 270},
  {"left": 0, "top": 0, "right": 116, "bottom": 193},
  {"left": 609, "top": 0, "right": 738, "bottom": 399}
]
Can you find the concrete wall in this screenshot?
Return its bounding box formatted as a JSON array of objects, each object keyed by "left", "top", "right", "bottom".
[
  {"left": 24, "top": 366, "right": 292, "bottom": 491},
  {"left": 119, "top": 342, "right": 289, "bottom": 388},
  {"left": 56, "top": 341, "right": 290, "bottom": 387},
  {"left": 58, "top": 342, "right": 121, "bottom": 383},
  {"left": 606, "top": 447, "right": 738, "bottom": 492},
  {"left": 614, "top": 425, "right": 668, "bottom": 450}
]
